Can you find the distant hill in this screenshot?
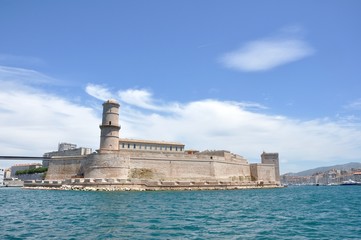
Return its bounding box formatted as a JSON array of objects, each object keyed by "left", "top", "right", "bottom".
[{"left": 285, "top": 162, "right": 361, "bottom": 177}]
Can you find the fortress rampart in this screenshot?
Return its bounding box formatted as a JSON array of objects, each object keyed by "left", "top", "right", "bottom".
[{"left": 27, "top": 99, "right": 281, "bottom": 191}]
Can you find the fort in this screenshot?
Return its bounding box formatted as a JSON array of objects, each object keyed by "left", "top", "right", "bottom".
[{"left": 24, "top": 99, "right": 281, "bottom": 191}]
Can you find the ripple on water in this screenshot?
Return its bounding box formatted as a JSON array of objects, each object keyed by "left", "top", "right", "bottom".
[{"left": 1, "top": 186, "right": 361, "bottom": 239}]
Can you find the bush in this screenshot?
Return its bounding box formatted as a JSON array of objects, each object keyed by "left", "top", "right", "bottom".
[{"left": 15, "top": 167, "right": 48, "bottom": 175}]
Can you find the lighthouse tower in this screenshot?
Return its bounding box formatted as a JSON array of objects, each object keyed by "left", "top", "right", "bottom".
[{"left": 99, "top": 99, "right": 120, "bottom": 152}]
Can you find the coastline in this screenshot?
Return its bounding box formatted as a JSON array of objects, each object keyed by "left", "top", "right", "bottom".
[{"left": 23, "top": 178, "right": 282, "bottom": 191}]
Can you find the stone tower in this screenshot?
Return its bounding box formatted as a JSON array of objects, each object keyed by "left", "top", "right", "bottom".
[
  {"left": 99, "top": 99, "right": 120, "bottom": 152},
  {"left": 261, "top": 152, "right": 280, "bottom": 182}
]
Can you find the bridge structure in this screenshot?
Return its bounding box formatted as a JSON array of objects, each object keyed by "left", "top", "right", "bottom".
[{"left": 0, "top": 156, "right": 51, "bottom": 161}]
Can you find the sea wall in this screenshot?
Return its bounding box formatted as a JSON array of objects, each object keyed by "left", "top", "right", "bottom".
[
  {"left": 46, "top": 151, "right": 277, "bottom": 184},
  {"left": 81, "top": 150, "right": 254, "bottom": 182},
  {"left": 130, "top": 158, "right": 215, "bottom": 180},
  {"left": 82, "top": 152, "right": 130, "bottom": 179},
  {"left": 45, "top": 156, "right": 85, "bottom": 180},
  {"left": 250, "top": 163, "right": 276, "bottom": 182},
  {"left": 213, "top": 161, "right": 251, "bottom": 181}
]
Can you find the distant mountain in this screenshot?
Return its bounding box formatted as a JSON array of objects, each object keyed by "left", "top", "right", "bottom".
[{"left": 284, "top": 162, "right": 361, "bottom": 177}]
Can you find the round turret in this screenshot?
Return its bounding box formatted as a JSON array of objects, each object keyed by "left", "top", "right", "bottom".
[{"left": 99, "top": 99, "right": 120, "bottom": 151}]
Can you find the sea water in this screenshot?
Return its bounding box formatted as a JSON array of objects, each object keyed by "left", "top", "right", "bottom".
[{"left": 1, "top": 186, "right": 360, "bottom": 239}]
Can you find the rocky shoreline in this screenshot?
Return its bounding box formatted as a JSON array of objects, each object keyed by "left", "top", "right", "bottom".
[{"left": 23, "top": 178, "right": 282, "bottom": 191}]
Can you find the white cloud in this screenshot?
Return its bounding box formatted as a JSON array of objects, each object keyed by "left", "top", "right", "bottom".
[
  {"left": 2, "top": 67, "right": 361, "bottom": 174},
  {"left": 85, "top": 83, "right": 113, "bottom": 101},
  {"left": 117, "top": 88, "right": 182, "bottom": 112},
  {"left": 0, "top": 68, "right": 100, "bottom": 168},
  {"left": 220, "top": 36, "right": 314, "bottom": 72},
  {"left": 114, "top": 95, "right": 361, "bottom": 174},
  {"left": 118, "top": 89, "right": 159, "bottom": 110},
  {"left": 0, "top": 65, "right": 53, "bottom": 84},
  {"left": 0, "top": 54, "right": 45, "bottom": 66},
  {"left": 345, "top": 98, "right": 361, "bottom": 110}
]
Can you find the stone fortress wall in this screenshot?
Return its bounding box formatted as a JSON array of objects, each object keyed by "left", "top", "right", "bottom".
[{"left": 30, "top": 99, "right": 281, "bottom": 191}]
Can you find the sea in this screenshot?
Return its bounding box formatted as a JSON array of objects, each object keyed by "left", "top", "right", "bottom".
[{"left": 1, "top": 186, "right": 360, "bottom": 239}]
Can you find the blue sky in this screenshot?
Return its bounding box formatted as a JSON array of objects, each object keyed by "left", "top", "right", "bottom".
[{"left": 1, "top": 1, "right": 361, "bottom": 173}]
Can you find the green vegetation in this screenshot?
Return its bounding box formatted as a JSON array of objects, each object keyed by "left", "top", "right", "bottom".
[{"left": 15, "top": 167, "right": 48, "bottom": 175}]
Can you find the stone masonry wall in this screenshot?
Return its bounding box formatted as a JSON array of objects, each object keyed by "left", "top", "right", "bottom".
[
  {"left": 130, "top": 158, "right": 214, "bottom": 180},
  {"left": 127, "top": 151, "right": 253, "bottom": 181},
  {"left": 46, "top": 150, "right": 277, "bottom": 183},
  {"left": 45, "top": 156, "right": 85, "bottom": 180},
  {"left": 250, "top": 164, "right": 276, "bottom": 182},
  {"left": 82, "top": 152, "right": 130, "bottom": 179},
  {"left": 213, "top": 162, "right": 251, "bottom": 181}
]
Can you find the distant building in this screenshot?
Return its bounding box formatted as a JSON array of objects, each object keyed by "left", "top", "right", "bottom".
[
  {"left": 10, "top": 163, "right": 42, "bottom": 177},
  {"left": 353, "top": 172, "right": 361, "bottom": 182},
  {"left": 0, "top": 168, "right": 4, "bottom": 186},
  {"left": 43, "top": 143, "right": 92, "bottom": 167},
  {"left": 58, "top": 143, "right": 77, "bottom": 151},
  {"left": 261, "top": 152, "right": 280, "bottom": 182},
  {"left": 4, "top": 169, "right": 11, "bottom": 179}
]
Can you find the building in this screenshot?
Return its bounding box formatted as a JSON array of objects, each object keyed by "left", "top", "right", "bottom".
[
  {"left": 43, "top": 143, "right": 92, "bottom": 168},
  {"left": 261, "top": 152, "right": 280, "bottom": 182},
  {"left": 353, "top": 172, "right": 361, "bottom": 182},
  {"left": 25, "top": 99, "right": 281, "bottom": 191},
  {"left": 0, "top": 168, "right": 4, "bottom": 186},
  {"left": 10, "top": 163, "right": 42, "bottom": 177}
]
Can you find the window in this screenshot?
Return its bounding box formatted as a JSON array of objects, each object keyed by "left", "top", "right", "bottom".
[
  {"left": 170, "top": 146, "right": 172, "bottom": 151},
  {"left": 133, "top": 144, "right": 136, "bottom": 149},
  {"left": 109, "top": 121, "right": 112, "bottom": 125},
  {"left": 127, "top": 144, "right": 130, "bottom": 149},
  {"left": 122, "top": 143, "right": 125, "bottom": 148},
  {"left": 175, "top": 147, "right": 178, "bottom": 151}
]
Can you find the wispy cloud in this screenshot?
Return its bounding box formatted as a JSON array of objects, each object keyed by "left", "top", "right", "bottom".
[
  {"left": 220, "top": 28, "right": 314, "bottom": 72},
  {"left": 85, "top": 83, "right": 113, "bottom": 101},
  {"left": 0, "top": 65, "right": 53, "bottom": 84},
  {"left": 118, "top": 89, "right": 160, "bottom": 110},
  {"left": 0, "top": 54, "right": 45, "bottom": 66},
  {"left": 344, "top": 98, "right": 361, "bottom": 110}
]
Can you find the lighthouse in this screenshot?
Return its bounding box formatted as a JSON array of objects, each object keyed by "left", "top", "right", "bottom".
[{"left": 99, "top": 99, "right": 120, "bottom": 152}]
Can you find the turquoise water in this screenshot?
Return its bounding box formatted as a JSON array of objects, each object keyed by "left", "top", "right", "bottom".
[{"left": 1, "top": 186, "right": 360, "bottom": 239}]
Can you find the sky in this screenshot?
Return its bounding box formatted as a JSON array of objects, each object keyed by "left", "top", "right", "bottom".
[{"left": 0, "top": 1, "right": 361, "bottom": 173}]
